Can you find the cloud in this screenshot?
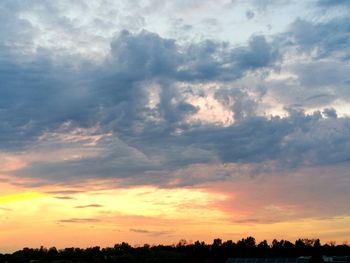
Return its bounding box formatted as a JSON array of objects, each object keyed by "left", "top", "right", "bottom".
[
  {"left": 129, "top": 228, "right": 173, "bottom": 236},
  {"left": 7, "top": 107, "right": 350, "bottom": 189},
  {"left": 177, "top": 34, "right": 279, "bottom": 82},
  {"left": 46, "top": 190, "right": 85, "bottom": 195},
  {"left": 1, "top": 2, "right": 350, "bottom": 210},
  {"left": 184, "top": 110, "right": 350, "bottom": 167},
  {"left": 75, "top": 204, "right": 103, "bottom": 209},
  {"left": 54, "top": 196, "right": 76, "bottom": 200},
  {"left": 317, "top": 0, "right": 350, "bottom": 8},
  {"left": 0, "top": 54, "right": 96, "bottom": 151},
  {"left": 109, "top": 30, "right": 179, "bottom": 80},
  {"left": 0, "top": 28, "right": 284, "bottom": 187},
  {"left": 261, "top": 14, "right": 350, "bottom": 112},
  {"left": 251, "top": 0, "right": 291, "bottom": 11},
  {"left": 246, "top": 10, "right": 255, "bottom": 20},
  {"left": 208, "top": 165, "right": 350, "bottom": 224},
  {"left": 58, "top": 218, "right": 101, "bottom": 223},
  {"left": 323, "top": 108, "right": 338, "bottom": 119},
  {"left": 288, "top": 17, "right": 350, "bottom": 60},
  {"left": 0, "top": 207, "right": 12, "bottom": 212},
  {"left": 106, "top": 29, "right": 280, "bottom": 86}
]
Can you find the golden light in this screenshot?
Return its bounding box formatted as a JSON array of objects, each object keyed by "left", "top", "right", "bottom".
[{"left": 0, "top": 192, "right": 43, "bottom": 204}]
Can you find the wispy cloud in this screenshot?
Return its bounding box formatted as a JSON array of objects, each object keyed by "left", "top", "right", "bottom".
[
  {"left": 58, "top": 218, "right": 101, "bottom": 224},
  {"left": 129, "top": 228, "right": 173, "bottom": 236},
  {"left": 53, "top": 196, "right": 76, "bottom": 200},
  {"left": 75, "top": 204, "right": 103, "bottom": 209},
  {"left": 0, "top": 207, "right": 12, "bottom": 212}
]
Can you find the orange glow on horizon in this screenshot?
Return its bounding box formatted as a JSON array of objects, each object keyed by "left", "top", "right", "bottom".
[{"left": 0, "top": 181, "right": 349, "bottom": 252}]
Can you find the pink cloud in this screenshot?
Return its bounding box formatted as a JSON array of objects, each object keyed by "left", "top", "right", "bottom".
[{"left": 200, "top": 165, "right": 350, "bottom": 224}]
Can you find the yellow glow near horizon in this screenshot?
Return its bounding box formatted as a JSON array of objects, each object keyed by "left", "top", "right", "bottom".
[
  {"left": 0, "top": 192, "right": 43, "bottom": 204},
  {"left": 73, "top": 187, "right": 228, "bottom": 218}
]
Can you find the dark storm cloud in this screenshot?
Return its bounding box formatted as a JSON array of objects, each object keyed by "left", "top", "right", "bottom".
[
  {"left": 0, "top": 53, "right": 97, "bottom": 150},
  {"left": 13, "top": 136, "right": 215, "bottom": 186},
  {"left": 323, "top": 108, "right": 338, "bottom": 119},
  {"left": 183, "top": 110, "right": 350, "bottom": 168},
  {"left": 13, "top": 108, "right": 350, "bottom": 187},
  {"left": 109, "top": 30, "right": 180, "bottom": 80},
  {"left": 177, "top": 34, "right": 279, "bottom": 81},
  {"left": 288, "top": 17, "right": 350, "bottom": 59},
  {"left": 214, "top": 86, "right": 264, "bottom": 121},
  {"left": 0, "top": 29, "right": 279, "bottom": 151},
  {"left": 106, "top": 30, "right": 279, "bottom": 84},
  {"left": 1, "top": 15, "right": 350, "bottom": 188}
]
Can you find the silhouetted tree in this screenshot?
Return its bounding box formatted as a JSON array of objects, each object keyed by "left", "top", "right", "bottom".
[{"left": 1, "top": 236, "right": 350, "bottom": 263}]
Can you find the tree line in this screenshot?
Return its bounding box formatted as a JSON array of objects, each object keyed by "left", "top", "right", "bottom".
[{"left": 1, "top": 237, "right": 349, "bottom": 263}]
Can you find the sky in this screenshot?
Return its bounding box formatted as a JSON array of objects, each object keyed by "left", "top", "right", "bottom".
[{"left": 1, "top": 0, "right": 350, "bottom": 252}]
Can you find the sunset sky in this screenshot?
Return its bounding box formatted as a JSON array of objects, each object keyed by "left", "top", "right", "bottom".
[{"left": 1, "top": 0, "right": 350, "bottom": 253}]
